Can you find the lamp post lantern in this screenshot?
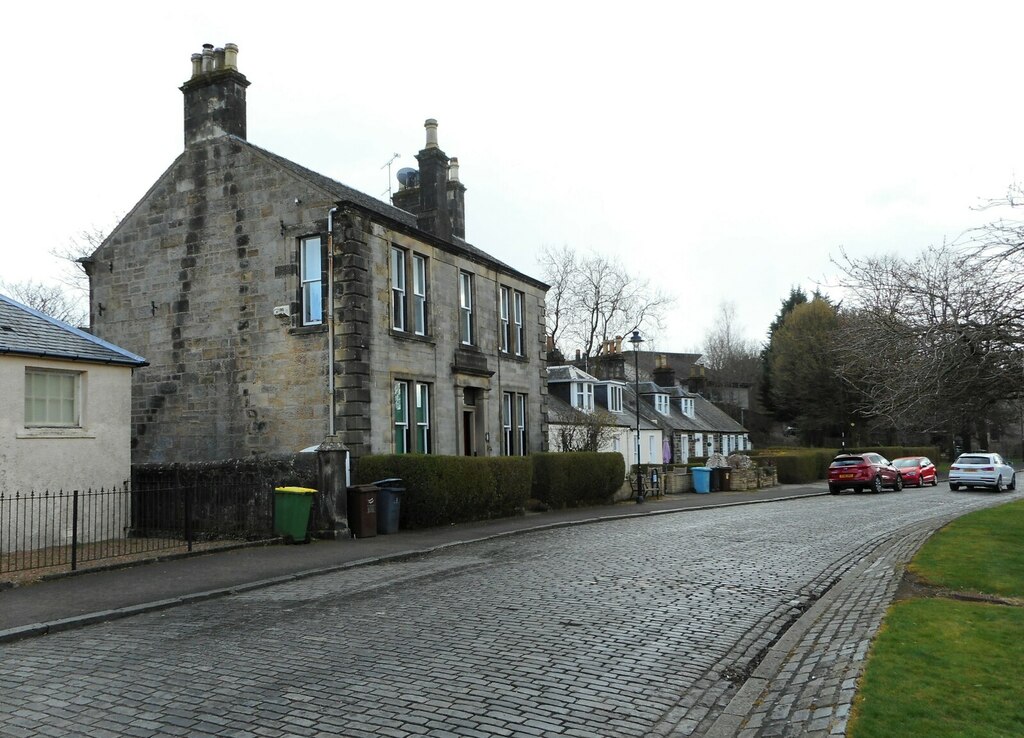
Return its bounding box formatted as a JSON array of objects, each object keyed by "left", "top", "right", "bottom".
[{"left": 630, "top": 330, "right": 645, "bottom": 503}]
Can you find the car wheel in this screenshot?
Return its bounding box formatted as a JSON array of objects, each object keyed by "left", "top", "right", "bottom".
[
  {"left": 829, "top": 484, "right": 841, "bottom": 495},
  {"left": 1010, "top": 474, "right": 1017, "bottom": 491},
  {"left": 893, "top": 475, "right": 904, "bottom": 492},
  {"left": 995, "top": 475, "right": 1004, "bottom": 492},
  {"left": 931, "top": 476, "right": 938, "bottom": 487},
  {"left": 916, "top": 476, "right": 924, "bottom": 488},
  {"left": 950, "top": 483, "right": 960, "bottom": 491},
  {"left": 871, "top": 475, "right": 883, "bottom": 494}
]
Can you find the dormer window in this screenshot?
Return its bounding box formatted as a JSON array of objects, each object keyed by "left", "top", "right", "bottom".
[
  {"left": 572, "top": 381, "right": 594, "bottom": 412},
  {"left": 607, "top": 385, "right": 623, "bottom": 413},
  {"left": 679, "top": 397, "right": 695, "bottom": 418},
  {"left": 654, "top": 394, "right": 670, "bottom": 415}
]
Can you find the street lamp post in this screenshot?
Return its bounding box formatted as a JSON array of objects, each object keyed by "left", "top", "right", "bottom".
[{"left": 630, "top": 330, "right": 645, "bottom": 504}]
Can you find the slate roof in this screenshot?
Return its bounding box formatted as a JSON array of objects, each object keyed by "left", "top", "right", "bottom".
[
  {"left": 243, "top": 139, "right": 548, "bottom": 290},
  {"left": 637, "top": 380, "right": 746, "bottom": 434},
  {"left": 547, "top": 365, "right": 600, "bottom": 384},
  {"left": 0, "top": 294, "right": 147, "bottom": 367}
]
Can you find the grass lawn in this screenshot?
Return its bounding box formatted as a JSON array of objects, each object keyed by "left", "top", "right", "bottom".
[
  {"left": 848, "top": 500, "right": 1024, "bottom": 737},
  {"left": 910, "top": 500, "right": 1024, "bottom": 599}
]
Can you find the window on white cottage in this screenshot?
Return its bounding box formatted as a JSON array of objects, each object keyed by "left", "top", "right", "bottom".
[
  {"left": 572, "top": 382, "right": 594, "bottom": 412},
  {"left": 25, "top": 369, "right": 81, "bottom": 427},
  {"left": 608, "top": 385, "right": 623, "bottom": 413}
]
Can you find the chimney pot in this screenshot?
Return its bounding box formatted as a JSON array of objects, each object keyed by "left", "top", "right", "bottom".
[
  {"left": 214, "top": 47, "right": 226, "bottom": 71},
  {"left": 191, "top": 53, "right": 203, "bottom": 78},
  {"left": 425, "top": 118, "right": 439, "bottom": 149},
  {"left": 448, "top": 157, "right": 460, "bottom": 182},
  {"left": 201, "top": 44, "right": 215, "bottom": 73},
  {"left": 223, "top": 43, "right": 239, "bottom": 70}
]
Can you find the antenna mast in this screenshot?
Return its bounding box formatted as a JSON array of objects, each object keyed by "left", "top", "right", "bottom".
[{"left": 381, "top": 153, "right": 400, "bottom": 199}]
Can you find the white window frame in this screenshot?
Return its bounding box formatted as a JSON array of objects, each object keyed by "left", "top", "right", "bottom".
[
  {"left": 393, "top": 380, "right": 410, "bottom": 453},
  {"left": 459, "top": 271, "right": 474, "bottom": 345},
  {"left": 502, "top": 392, "right": 514, "bottom": 454},
  {"left": 395, "top": 380, "right": 432, "bottom": 454},
  {"left": 391, "top": 246, "right": 407, "bottom": 332},
  {"left": 415, "top": 382, "right": 431, "bottom": 453},
  {"left": 412, "top": 254, "right": 427, "bottom": 336},
  {"left": 572, "top": 382, "right": 594, "bottom": 412},
  {"left": 513, "top": 290, "right": 524, "bottom": 356},
  {"left": 516, "top": 393, "right": 527, "bottom": 455},
  {"left": 608, "top": 385, "right": 623, "bottom": 413},
  {"left": 499, "top": 286, "right": 511, "bottom": 353},
  {"left": 25, "top": 368, "right": 81, "bottom": 427},
  {"left": 655, "top": 394, "right": 670, "bottom": 415},
  {"left": 300, "top": 236, "right": 323, "bottom": 326}
]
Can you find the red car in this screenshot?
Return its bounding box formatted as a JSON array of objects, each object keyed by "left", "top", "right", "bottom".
[
  {"left": 828, "top": 453, "right": 903, "bottom": 494},
  {"left": 892, "top": 456, "right": 938, "bottom": 487}
]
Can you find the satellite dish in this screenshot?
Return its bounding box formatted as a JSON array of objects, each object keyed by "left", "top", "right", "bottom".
[{"left": 397, "top": 167, "right": 419, "bottom": 187}]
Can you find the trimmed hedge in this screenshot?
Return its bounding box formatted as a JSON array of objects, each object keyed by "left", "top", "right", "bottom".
[
  {"left": 355, "top": 454, "right": 532, "bottom": 529},
  {"left": 750, "top": 446, "right": 942, "bottom": 484},
  {"left": 531, "top": 452, "right": 625, "bottom": 509}
]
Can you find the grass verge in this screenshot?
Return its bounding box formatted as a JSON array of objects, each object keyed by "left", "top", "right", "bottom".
[{"left": 849, "top": 500, "right": 1024, "bottom": 737}]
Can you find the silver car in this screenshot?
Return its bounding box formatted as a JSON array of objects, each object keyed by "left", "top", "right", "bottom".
[{"left": 948, "top": 452, "right": 1017, "bottom": 491}]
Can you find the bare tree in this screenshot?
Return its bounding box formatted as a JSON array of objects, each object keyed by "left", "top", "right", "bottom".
[
  {"left": 831, "top": 242, "right": 1024, "bottom": 441},
  {"left": 538, "top": 244, "right": 577, "bottom": 356},
  {"left": 538, "top": 245, "right": 675, "bottom": 358},
  {"left": 550, "top": 406, "right": 622, "bottom": 453},
  {"left": 702, "top": 301, "right": 760, "bottom": 395},
  {"left": 0, "top": 279, "right": 88, "bottom": 326},
  {"left": 2, "top": 225, "right": 111, "bottom": 327},
  {"left": 50, "top": 225, "right": 108, "bottom": 302}
]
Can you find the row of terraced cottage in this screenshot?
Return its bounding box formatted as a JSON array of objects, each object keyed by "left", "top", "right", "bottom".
[{"left": 1, "top": 42, "right": 750, "bottom": 516}]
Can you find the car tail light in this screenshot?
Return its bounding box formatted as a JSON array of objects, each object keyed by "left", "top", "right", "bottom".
[
  {"left": 950, "top": 466, "right": 960, "bottom": 471},
  {"left": 982, "top": 466, "right": 994, "bottom": 471}
]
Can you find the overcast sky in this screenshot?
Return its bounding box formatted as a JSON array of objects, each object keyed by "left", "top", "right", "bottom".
[{"left": 3, "top": 1, "right": 1022, "bottom": 352}]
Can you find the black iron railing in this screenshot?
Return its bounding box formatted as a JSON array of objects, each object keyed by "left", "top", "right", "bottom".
[{"left": 0, "top": 479, "right": 275, "bottom": 577}]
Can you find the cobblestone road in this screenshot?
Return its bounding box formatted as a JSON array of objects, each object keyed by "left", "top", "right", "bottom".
[{"left": 2, "top": 486, "right": 1018, "bottom": 737}]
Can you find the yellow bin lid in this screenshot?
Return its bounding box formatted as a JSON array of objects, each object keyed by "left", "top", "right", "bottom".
[{"left": 274, "top": 486, "right": 317, "bottom": 494}]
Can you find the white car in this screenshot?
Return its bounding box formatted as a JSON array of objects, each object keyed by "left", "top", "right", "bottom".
[{"left": 948, "top": 452, "right": 1017, "bottom": 492}]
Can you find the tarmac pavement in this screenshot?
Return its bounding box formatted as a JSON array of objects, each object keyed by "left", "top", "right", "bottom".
[{"left": 0, "top": 482, "right": 961, "bottom": 736}]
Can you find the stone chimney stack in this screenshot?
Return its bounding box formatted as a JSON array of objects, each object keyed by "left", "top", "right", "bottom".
[
  {"left": 415, "top": 119, "right": 453, "bottom": 240},
  {"left": 180, "top": 42, "right": 249, "bottom": 148},
  {"left": 391, "top": 119, "right": 467, "bottom": 241},
  {"left": 652, "top": 354, "right": 677, "bottom": 388},
  {"left": 447, "top": 157, "right": 467, "bottom": 239}
]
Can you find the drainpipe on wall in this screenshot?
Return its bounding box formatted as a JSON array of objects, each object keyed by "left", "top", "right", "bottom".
[{"left": 327, "top": 207, "right": 338, "bottom": 436}]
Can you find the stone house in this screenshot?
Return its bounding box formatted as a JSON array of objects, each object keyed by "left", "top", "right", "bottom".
[
  {"left": 0, "top": 293, "right": 146, "bottom": 498},
  {"left": 85, "top": 43, "right": 548, "bottom": 469}
]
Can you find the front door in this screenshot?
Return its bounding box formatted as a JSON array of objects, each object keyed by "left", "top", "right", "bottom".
[{"left": 462, "top": 409, "right": 476, "bottom": 456}]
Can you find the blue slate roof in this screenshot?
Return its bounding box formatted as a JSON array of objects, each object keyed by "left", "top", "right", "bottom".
[{"left": 0, "top": 294, "right": 147, "bottom": 367}]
